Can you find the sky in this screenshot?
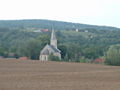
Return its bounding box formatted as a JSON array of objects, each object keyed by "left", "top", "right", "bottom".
[{"left": 0, "top": 0, "right": 120, "bottom": 27}]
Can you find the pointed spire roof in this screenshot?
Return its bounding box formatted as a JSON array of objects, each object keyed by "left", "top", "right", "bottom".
[{"left": 51, "top": 29, "right": 56, "bottom": 40}]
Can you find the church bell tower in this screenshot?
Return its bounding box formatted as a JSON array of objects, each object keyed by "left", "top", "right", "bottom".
[{"left": 50, "top": 29, "right": 57, "bottom": 48}]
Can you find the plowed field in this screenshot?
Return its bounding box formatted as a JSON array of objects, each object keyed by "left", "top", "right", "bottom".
[{"left": 0, "top": 59, "right": 120, "bottom": 90}]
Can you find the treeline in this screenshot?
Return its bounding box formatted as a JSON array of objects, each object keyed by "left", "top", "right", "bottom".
[
  {"left": 0, "top": 19, "right": 119, "bottom": 30},
  {"left": 0, "top": 19, "right": 120, "bottom": 65},
  {"left": 0, "top": 27, "right": 120, "bottom": 63}
]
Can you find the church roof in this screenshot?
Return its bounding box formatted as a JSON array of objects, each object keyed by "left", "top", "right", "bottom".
[
  {"left": 41, "top": 49, "right": 49, "bottom": 55},
  {"left": 49, "top": 45, "right": 60, "bottom": 52},
  {"left": 40, "top": 44, "right": 60, "bottom": 55}
]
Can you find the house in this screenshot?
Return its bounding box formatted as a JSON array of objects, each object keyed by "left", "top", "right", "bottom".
[
  {"left": 41, "top": 29, "right": 49, "bottom": 32},
  {"left": 39, "top": 29, "right": 61, "bottom": 61}
]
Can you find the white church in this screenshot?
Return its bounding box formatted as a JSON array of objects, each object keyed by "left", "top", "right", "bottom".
[{"left": 39, "top": 30, "right": 61, "bottom": 61}]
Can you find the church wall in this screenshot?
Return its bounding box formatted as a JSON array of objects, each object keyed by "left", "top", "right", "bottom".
[{"left": 39, "top": 55, "right": 49, "bottom": 61}]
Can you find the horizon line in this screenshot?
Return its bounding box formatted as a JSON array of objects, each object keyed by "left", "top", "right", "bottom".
[{"left": 0, "top": 18, "right": 119, "bottom": 28}]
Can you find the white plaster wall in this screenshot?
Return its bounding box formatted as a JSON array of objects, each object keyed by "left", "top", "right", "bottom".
[{"left": 40, "top": 55, "right": 49, "bottom": 61}]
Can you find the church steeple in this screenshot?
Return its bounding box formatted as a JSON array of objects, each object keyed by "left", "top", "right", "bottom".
[{"left": 50, "top": 29, "right": 57, "bottom": 48}]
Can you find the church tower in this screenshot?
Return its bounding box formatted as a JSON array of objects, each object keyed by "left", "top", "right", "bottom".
[
  {"left": 50, "top": 29, "right": 57, "bottom": 48},
  {"left": 39, "top": 29, "right": 61, "bottom": 61}
]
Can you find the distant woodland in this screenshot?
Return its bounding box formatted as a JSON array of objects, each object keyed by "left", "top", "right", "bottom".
[{"left": 0, "top": 19, "right": 120, "bottom": 65}]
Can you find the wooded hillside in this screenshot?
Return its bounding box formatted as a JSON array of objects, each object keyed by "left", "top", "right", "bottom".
[
  {"left": 0, "top": 19, "right": 120, "bottom": 63},
  {"left": 0, "top": 19, "right": 119, "bottom": 30}
]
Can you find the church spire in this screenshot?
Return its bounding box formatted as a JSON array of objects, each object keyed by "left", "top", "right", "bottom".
[
  {"left": 51, "top": 29, "right": 56, "bottom": 40},
  {"left": 50, "top": 29, "right": 57, "bottom": 48}
]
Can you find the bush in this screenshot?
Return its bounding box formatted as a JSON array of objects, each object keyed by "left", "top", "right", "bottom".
[
  {"left": 80, "top": 59, "right": 86, "bottom": 63},
  {"left": 48, "top": 54, "right": 60, "bottom": 61},
  {"left": 104, "top": 44, "right": 120, "bottom": 66},
  {"left": 79, "top": 57, "right": 87, "bottom": 63}
]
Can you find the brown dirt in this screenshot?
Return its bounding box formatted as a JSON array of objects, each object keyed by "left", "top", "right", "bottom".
[{"left": 0, "top": 59, "right": 120, "bottom": 90}]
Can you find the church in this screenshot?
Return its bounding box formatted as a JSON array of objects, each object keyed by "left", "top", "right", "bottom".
[{"left": 39, "top": 30, "right": 61, "bottom": 61}]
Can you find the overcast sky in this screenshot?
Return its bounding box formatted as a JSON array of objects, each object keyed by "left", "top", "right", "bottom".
[{"left": 0, "top": 0, "right": 120, "bottom": 27}]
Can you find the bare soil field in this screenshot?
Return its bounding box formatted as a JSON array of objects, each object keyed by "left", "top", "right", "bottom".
[{"left": 0, "top": 59, "right": 120, "bottom": 90}]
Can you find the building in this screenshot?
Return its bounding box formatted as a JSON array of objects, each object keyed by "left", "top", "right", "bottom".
[
  {"left": 39, "top": 30, "right": 61, "bottom": 61},
  {"left": 41, "top": 29, "right": 49, "bottom": 32},
  {"left": 76, "top": 29, "right": 79, "bottom": 32}
]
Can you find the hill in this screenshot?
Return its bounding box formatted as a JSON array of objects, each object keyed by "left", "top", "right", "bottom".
[
  {"left": 0, "top": 19, "right": 119, "bottom": 30},
  {"left": 0, "top": 19, "right": 120, "bottom": 61}
]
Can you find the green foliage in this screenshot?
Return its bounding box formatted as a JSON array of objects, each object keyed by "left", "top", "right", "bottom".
[
  {"left": 17, "top": 39, "right": 41, "bottom": 59},
  {"left": 0, "top": 20, "right": 120, "bottom": 62},
  {"left": 0, "top": 44, "right": 8, "bottom": 57},
  {"left": 0, "top": 19, "right": 119, "bottom": 30},
  {"left": 79, "top": 57, "right": 87, "bottom": 63},
  {"left": 48, "top": 54, "right": 60, "bottom": 61},
  {"left": 58, "top": 44, "right": 67, "bottom": 59},
  {"left": 0, "top": 45, "right": 5, "bottom": 56},
  {"left": 62, "top": 54, "right": 69, "bottom": 62},
  {"left": 16, "top": 34, "right": 50, "bottom": 60},
  {"left": 80, "top": 59, "right": 86, "bottom": 63},
  {"left": 64, "top": 43, "right": 82, "bottom": 62},
  {"left": 104, "top": 44, "right": 120, "bottom": 66},
  {"left": 83, "top": 45, "right": 104, "bottom": 59}
]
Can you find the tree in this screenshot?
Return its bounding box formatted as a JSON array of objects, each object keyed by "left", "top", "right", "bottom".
[
  {"left": 104, "top": 44, "right": 120, "bottom": 66},
  {"left": 58, "top": 44, "right": 67, "bottom": 59},
  {"left": 64, "top": 53, "right": 69, "bottom": 62},
  {"left": 16, "top": 38, "right": 43, "bottom": 59},
  {"left": 0, "top": 44, "right": 7, "bottom": 57},
  {"left": 65, "top": 43, "right": 82, "bottom": 62},
  {"left": 83, "top": 45, "right": 104, "bottom": 60},
  {"left": 16, "top": 34, "right": 50, "bottom": 60},
  {"left": 79, "top": 57, "right": 86, "bottom": 63}
]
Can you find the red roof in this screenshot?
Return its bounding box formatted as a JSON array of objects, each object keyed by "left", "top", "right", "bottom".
[
  {"left": 93, "top": 58, "right": 104, "bottom": 63},
  {"left": 19, "top": 57, "right": 28, "bottom": 60},
  {"left": 41, "top": 29, "right": 49, "bottom": 32}
]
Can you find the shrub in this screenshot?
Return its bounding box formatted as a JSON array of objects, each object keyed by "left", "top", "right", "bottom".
[
  {"left": 104, "top": 44, "right": 120, "bottom": 66},
  {"left": 80, "top": 59, "right": 86, "bottom": 63},
  {"left": 48, "top": 54, "right": 60, "bottom": 61}
]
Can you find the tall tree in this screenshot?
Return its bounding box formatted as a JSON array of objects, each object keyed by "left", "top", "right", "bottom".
[{"left": 104, "top": 44, "right": 120, "bottom": 66}]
